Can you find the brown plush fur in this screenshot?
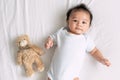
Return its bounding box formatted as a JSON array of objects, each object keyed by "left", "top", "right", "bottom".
[{"left": 16, "top": 34, "right": 44, "bottom": 76}]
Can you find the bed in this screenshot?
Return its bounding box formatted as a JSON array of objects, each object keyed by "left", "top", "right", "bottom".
[{"left": 0, "top": 0, "right": 119, "bottom": 80}]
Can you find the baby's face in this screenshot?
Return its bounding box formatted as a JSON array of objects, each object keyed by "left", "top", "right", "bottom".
[{"left": 67, "top": 10, "right": 90, "bottom": 35}]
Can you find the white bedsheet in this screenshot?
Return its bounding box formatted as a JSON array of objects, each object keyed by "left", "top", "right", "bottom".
[{"left": 0, "top": 0, "right": 120, "bottom": 80}]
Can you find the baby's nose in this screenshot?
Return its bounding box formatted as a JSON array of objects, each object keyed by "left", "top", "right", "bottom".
[{"left": 77, "top": 22, "right": 82, "bottom": 26}]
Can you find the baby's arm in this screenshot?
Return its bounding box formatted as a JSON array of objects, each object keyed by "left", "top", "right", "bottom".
[
  {"left": 45, "top": 36, "right": 54, "bottom": 49},
  {"left": 90, "top": 47, "right": 111, "bottom": 67}
]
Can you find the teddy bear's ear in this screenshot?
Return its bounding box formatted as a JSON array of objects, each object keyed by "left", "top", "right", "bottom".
[
  {"left": 23, "top": 34, "right": 29, "bottom": 38},
  {"left": 16, "top": 36, "right": 20, "bottom": 42},
  {"left": 24, "top": 34, "right": 30, "bottom": 41},
  {"left": 16, "top": 37, "right": 20, "bottom": 47}
]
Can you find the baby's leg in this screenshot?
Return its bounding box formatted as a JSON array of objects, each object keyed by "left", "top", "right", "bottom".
[{"left": 73, "top": 77, "right": 80, "bottom": 80}]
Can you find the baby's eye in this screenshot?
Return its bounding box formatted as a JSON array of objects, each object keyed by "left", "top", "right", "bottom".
[
  {"left": 73, "top": 20, "right": 77, "bottom": 22},
  {"left": 82, "top": 21, "right": 86, "bottom": 24}
]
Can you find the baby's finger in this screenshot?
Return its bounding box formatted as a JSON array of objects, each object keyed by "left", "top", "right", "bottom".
[
  {"left": 105, "top": 59, "right": 111, "bottom": 67},
  {"left": 50, "top": 41, "right": 53, "bottom": 47},
  {"left": 45, "top": 44, "right": 50, "bottom": 49}
]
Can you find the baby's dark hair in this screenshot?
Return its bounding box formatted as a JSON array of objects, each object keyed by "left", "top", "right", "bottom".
[{"left": 66, "top": 4, "right": 93, "bottom": 25}]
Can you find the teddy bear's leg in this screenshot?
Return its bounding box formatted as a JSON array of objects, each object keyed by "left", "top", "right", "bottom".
[
  {"left": 24, "top": 63, "right": 34, "bottom": 76},
  {"left": 35, "top": 58, "right": 44, "bottom": 72}
]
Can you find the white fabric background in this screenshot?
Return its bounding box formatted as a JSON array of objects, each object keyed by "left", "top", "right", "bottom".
[{"left": 0, "top": 0, "right": 120, "bottom": 80}]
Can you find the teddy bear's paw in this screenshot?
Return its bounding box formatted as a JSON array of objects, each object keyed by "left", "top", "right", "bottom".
[
  {"left": 26, "top": 70, "right": 34, "bottom": 77},
  {"left": 17, "top": 61, "right": 22, "bottom": 65},
  {"left": 38, "top": 66, "right": 45, "bottom": 72}
]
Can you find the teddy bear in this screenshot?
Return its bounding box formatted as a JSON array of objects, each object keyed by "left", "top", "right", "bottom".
[{"left": 16, "top": 34, "right": 44, "bottom": 76}]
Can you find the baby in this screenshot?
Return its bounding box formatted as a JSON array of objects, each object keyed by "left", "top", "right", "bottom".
[{"left": 45, "top": 4, "right": 111, "bottom": 80}]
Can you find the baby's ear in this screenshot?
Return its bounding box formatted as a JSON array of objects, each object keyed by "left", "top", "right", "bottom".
[{"left": 66, "top": 20, "right": 69, "bottom": 24}]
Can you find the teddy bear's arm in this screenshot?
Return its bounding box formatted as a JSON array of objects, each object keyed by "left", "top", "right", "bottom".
[
  {"left": 31, "top": 45, "right": 44, "bottom": 56},
  {"left": 17, "top": 51, "right": 23, "bottom": 65}
]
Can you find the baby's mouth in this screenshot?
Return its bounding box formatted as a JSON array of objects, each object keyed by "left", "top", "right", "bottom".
[{"left": 76, "top": 28, "right": 82, "bottom": 31}]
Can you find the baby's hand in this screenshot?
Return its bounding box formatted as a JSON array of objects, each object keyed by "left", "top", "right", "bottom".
[
  {"left": 101, "top": 58, "right": 111, "bottom": 67},
  {"left": 45, "top": 37, "right": 53, "bottom": 49}
]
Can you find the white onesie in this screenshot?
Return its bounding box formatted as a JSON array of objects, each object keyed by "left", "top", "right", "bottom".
[{"left": 47, "top": 27, "right": 95, "bottom": 80}]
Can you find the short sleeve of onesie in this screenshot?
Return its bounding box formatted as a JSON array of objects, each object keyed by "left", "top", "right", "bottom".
[
  {"left": 50, "top": 32, "right": 57, "bottom": 46},
  {"left": 86, "top": 35, "right": 96, "bottom": 53},
  {"left": 49, "top": 27, "right": 64, "bottom": 46}
]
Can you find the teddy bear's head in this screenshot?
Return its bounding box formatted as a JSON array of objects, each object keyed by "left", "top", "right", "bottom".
[{"left": 16, "top": 35, "right": 30, "bottom": 49}]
